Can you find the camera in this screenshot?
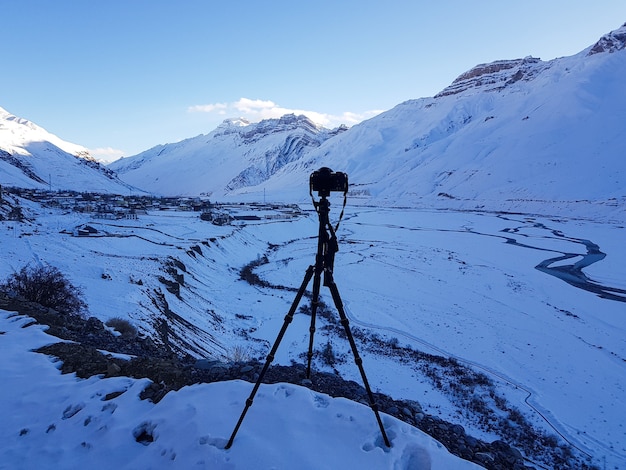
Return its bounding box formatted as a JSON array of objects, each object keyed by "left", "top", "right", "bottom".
[{"left": 310, "top": 167, "right": 348, "bottom": 196}]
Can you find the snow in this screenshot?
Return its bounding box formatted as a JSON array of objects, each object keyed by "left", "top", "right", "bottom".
[
  {"left": 1, "top": 200, "right": 624, "bottom": 468},
  {"left": 0, "top": 310, "right": 480, "bottom": 470}
]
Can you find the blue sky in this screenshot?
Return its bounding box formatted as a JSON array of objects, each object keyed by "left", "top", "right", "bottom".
[{"left": 3, "top": 1, "right": 626, "bottom": 162}]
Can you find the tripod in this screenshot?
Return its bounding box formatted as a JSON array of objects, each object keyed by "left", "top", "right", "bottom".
[{"left": 225, "top": 191, "right": 390, "bottom": 449}]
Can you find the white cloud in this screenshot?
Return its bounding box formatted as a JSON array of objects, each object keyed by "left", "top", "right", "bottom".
[
  {"left": 233, "top": 98, "right": 276, "bottom": 112},
  {"left": 188, "top": 103, "right": 228, "bottom": 113},
  {"left": 188, "top": 98, "right": 384, "bottom": 129},
  {"left": 89, "top": 146, "right": 125, "bottom": 164}
]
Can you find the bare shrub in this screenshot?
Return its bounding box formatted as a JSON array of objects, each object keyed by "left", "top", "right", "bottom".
[
  {"left": 105, "top": 317, "right": 138, "bottom": 339},
  {"left": 321, "top": 341, "right": 336, "bottom": 366},
  {"left": 225, "top": 345, "right": 252, "bottom": 363},
  {"left": 1, "top": 265, "right": 87, "bottom": 317}
]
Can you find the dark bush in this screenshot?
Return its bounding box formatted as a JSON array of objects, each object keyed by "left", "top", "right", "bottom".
[
  {"left": 8, "top": 205, "right": 24, "bottom": 221},
  {"left": 105, "top": 317, "right": 138, "bottom": 339},
  {"left": 321, "top": 341, "right": 336, "bottom": 366},
  {"left": 1, "top": 265, "right": 87, "bottom": 317}
]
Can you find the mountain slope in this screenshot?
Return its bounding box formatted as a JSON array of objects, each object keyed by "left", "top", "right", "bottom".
[
  {"left": 109, "top": 114, "right": 345, "bottom": 197},
  {"left": 0, "top": 107, "right": 137, "bottom": 194},
  {"left": 251, "top": 24, "right": 626, "bottom": 219}
]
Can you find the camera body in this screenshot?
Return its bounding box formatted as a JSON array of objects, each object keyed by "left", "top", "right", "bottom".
[{"left": 310, "top": 167, "right": 348, "bottom": 196}]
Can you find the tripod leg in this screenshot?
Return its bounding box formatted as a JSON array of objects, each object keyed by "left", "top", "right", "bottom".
[
  {"left": 225, "top": 264, "right": 315, "bottom": 449},
  {"left": 305, "top": 264, "right": 323, "bottom": 378},
  {"left": 324, "top": 271, "right": 391, "bottom": 447}
]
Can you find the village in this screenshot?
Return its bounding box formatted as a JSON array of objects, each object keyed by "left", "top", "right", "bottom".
[{"left": 0, "top": 185, "right": 305, "bottom": 229}]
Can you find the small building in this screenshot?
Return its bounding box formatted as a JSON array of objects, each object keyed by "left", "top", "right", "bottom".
[{"left": 76, "top": 225, "right": 99, "bottom": 237}]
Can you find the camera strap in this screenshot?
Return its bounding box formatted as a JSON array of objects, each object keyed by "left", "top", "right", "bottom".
[
  {"left": 310, "top": 187, "right": 347, "bottom": 233},
  {"left": 335, "top": 188, "right": 347, "bottom": 232}
]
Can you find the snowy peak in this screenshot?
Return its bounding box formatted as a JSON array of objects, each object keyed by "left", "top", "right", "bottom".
[
  {"left": 436, "top": 56, "right": 550, "bottom": 97},
  {"left": 0, "top": 106, "right": 87, "bottom": 158},
  {"left": 212, "top": 114, "right": 323, "bottom": 141},
  {"left": 588, "top": 22, "right": 626, "bottom": 55},
  {"left": 0, "top": 107, "right": 136, "bottom": 193},
  {"left": 256, "top": 23, "right": 626, "bottom": 218},
  {"left": 437, "top": 23, "right": 626, "bottom": 97},
  {"left": 237, "top": 114, "right": 322, "bottom": 142},
  {"left": 226, "top": 115, "right": 336, "bottom": 190},
  {"left": 0, "top": 107, "right": 38, "bottom": 131},
  {"left": 213, "top": 117, "right": 251, "bottom": 136}
]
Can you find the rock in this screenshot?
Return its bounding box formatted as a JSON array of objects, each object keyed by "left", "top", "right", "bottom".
[
  {"left": 475, "top": 451, "right": 495, "bottom": 464},
  {"left": 465, "top": 435, "right": 478, "bottom": 448},
  {"left": 107, "top": 361, "right": 121, "bottom": 376},
  {"left": 588, "top": 25, "right": 626, "bottom": 55},
  {"left": 509, "top": 446, "right": 523, "bottom": 461},
  {"left": 451, "top": 424, "right": 465, "bottom": 436},
  {"left": 209, "top": 364, "right": 229, "bottom": 374},
  {"left": 194, "top": 359, "right": 215, "bottom": 370}
]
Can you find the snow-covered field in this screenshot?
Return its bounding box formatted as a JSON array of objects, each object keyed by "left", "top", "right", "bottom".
[{"left": 1, "top": 196, "right": 624, "bottom": 468}]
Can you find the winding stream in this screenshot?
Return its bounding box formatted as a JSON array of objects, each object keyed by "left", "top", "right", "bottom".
[
  {"left": 499, "top": 218, "right": 626, "bottom": 303},
  {"left": 534, "top": 242, "right": 626, "bottom": 302}
]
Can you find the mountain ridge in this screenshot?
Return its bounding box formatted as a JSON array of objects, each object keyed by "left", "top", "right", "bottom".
[{"left": 108, "top": 114, "right": 345, "bottom": 196}]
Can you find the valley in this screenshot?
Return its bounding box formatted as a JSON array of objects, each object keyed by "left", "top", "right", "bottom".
[{"left": 2, "top": 191, "right": 624, "bottom": 468}]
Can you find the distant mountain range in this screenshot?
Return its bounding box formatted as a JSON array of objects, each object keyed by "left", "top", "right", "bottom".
[
  {"left": 109, "top": 114, "right": 346, "bottom": 197},
  {"left": 2, "top": 23, "right": 625, "bottom": 218}
]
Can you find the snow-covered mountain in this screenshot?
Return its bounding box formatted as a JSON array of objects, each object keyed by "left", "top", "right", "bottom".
[
  {"left": 109, "top": 114, "right": 346, "bottom": 197},
  {"left": 102, "top": 24, "right": 626, "bottom": 223},
  {"left": 0, "top": 107, "right": 138, "bottom": 194},
  {"left": 251, "top": 24, "right": 626, "bottom": 217},
  {"left": 3, "top": 24, "right": 625, "bottom": 220}
]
